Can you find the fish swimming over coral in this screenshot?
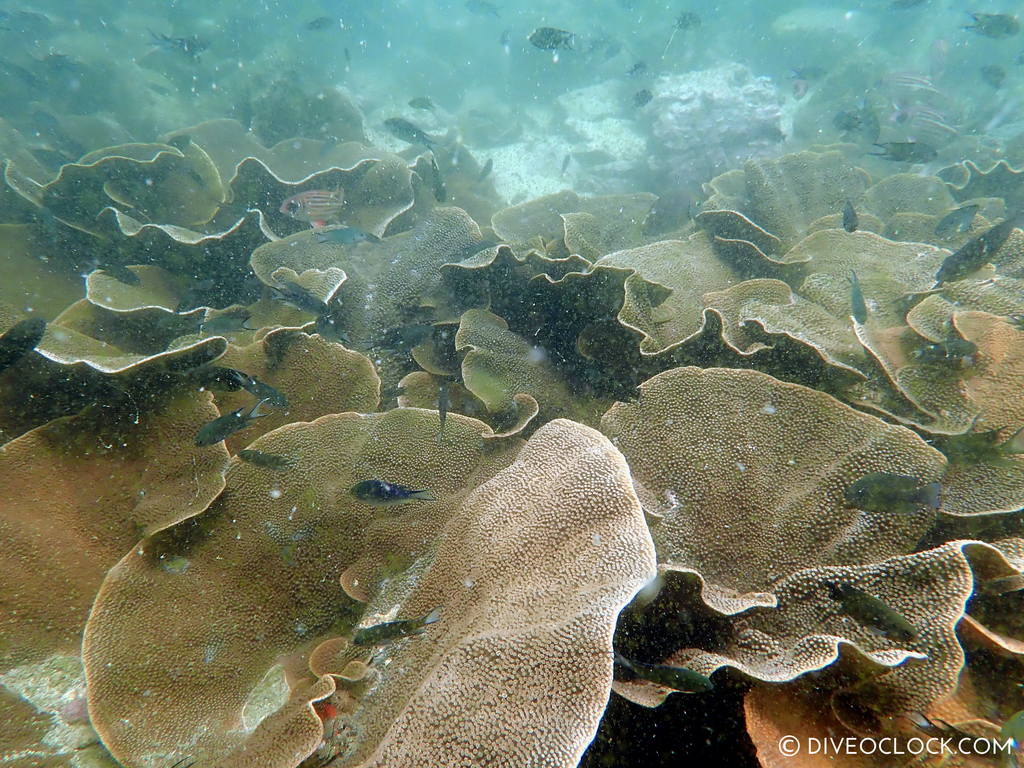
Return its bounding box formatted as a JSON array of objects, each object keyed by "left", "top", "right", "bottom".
[
  {"left": 613, "top": 652, "right": 713, "bottom": 693},
  {"left": 304, "top": 16, "right": 334, "bottom": 31},
  {"left": 238, "top": 449, "right": 295, "bottom": 470},
  {"left": 352, "top": 607, "right": 441, "bottom": 646},
  {"left": 528, "top": 27, "right": 575, "bottom": 51},
  {"left": 270, "top": 281, "right": 330, "bottom": 315},
  {"left": 825, "top": 581, "right": 917, "bottom": 642},
  {"left": 870, "top": 141, "right": 937, "bottom": 162},
  {"left": 934, "top": 211, "right": 1023, "bottom": 284},
  {"left": 934, "top": 204, "right": 979, "bottom": 237},
  {"left": 633, "top": 89, "right": 653, "bottom": 108},
  {"left": 279, "top": 189, "right": 345, "bottom": 227},
  {"left": 408, "top": 96, "right": 436, "bottom": 111},
  {"left": 437, "top": 377, "right": 451, "bottom": 442},
  {"left": 314, "top": 226, "right": 379, "bottom": 245},
  {"left": 349, "top": 479, "right": 437, "bottom": 506},
  {"left": 384, "top": 117, "right": 439, "bottom": 147},
  {"left": 911, "top": 338, "right": 978, "bottom": 368},
  {"left": 848, "top": 271, "right": 868, "bottom": 324},
  {"left": 844, "top": 472, "right": 941, "bottom": 513},
  {"left": 0, "top": 317, "right": 46, "bottom": 374},
  {"left": 149, "top": 30, "right": 208, "bottom": 59},
  {"left": 240, "top": 375, "right": 288, "bottom": 408},
  {"left": 962, "top": 12, "right": 1020, "bottom": 39},
  {"left": 429, "top": 154, "right": 448, "bottom": 202},
  {"left": 199, "top": 308, "right": 255, "bottom": 335},
  {"left": 842, "top": 200, "right": 858, "bottom": 232},
  {"left": 194, "top": 399, "right": 268, "bottom": 446}
]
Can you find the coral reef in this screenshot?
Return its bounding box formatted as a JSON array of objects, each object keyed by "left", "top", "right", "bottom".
[{"left": 2, "top": 72, "right": 1023, "bottom": 768}]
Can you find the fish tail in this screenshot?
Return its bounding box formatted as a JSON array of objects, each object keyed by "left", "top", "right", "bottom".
[
  {"left": 409, "top": 489, "right": 438, "bottom": 502},
  {"left": 244, "top": 399, "right": 268, "bottom": 417},
  {"left": 420, "top": 607, "right": 442, "bottom": 626},
  {"left": 918, "top": 482, "right": 942, "bottom": 510}
]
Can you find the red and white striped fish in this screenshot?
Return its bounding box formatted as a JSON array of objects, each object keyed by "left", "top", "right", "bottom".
[{"left": 279, "top": 189, "right": 345, "bottom": 228}]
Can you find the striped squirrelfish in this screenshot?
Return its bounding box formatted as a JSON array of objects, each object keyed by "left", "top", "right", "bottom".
[{"left": 279, "top": 189, "right": 345, "bottom": 227}]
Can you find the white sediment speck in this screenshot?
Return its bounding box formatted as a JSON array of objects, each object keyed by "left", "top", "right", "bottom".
[{"left": 761, "top": 403, "right": 777, "bottom": 414}]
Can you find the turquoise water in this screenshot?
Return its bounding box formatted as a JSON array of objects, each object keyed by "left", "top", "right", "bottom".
[{"left": 1, "top": 2, "right": 1023, "bottom": 767}]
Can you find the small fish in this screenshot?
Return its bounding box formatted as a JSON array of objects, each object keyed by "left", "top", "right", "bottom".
[
  {"left": 373, "top": 323, "right": 434, "bottom": 351},
  {"left": 384, "top": 117, "right": 439, "bottom": 147},
  {"left": 477, "top": 157, "right": 493, "bottom": 183},
  {"left": 833, "top": 103, "right": 880, "bottom": 143},
  {"left": 270, "top": 281, "right": 329, "bottom": 315},
  {"left": 980, "top": 64, "right": 1006, "bottom": 88},
  {"left": 0, "top": 317, "right": 46, "bottom": 374},
  {"left": 833, "top": 110, "right": 864, "bottom": 133},
  {"left": 314, "top": 226, "right": 379, "bottom": 245},
  {"left": 241, "top": 375, "right": 288, "bottom": 408},
  {"left": 633, "top": 89, "right": 653, "bottom": 107},
  {"left": 500, "top": 29, "right": 512, "bottom": 52},
  {"left": 352, "top": 607, "right": 441, "bottom": 646},
  {"left": 149, "top": 30, "right": 208, "bottom": 59},
  {"left": 842, "top": 200, "right": 858, "bottom": 233},
  {"left": 891, "top": 0, "right": 925, "bottom": 8},
  {"left": 314, "top": 318, "right": 348, "bottom": 349},
  {"left": 848, "top": 271, "right": 868, "bottom": 324},
  {"left": 662, "top": 11, "right": 701, "bottom": 57},
  {"left": 194, "top": 399, "right": 268, "bottom": 446},
  {"left": 627, "top": 61, "right": 647, "bottom": 78},
  {"left": 344, "top": 47, "right": 351, "bottom": 65},
  {"left": 437, "top": 378, "right": 450, "bottom": 441},
  {"left": 429, "top": 154, "right": 448, "bottom": 202},
  {"left": 934, "top": 204, "right": 979, "bottom": 237},
  {"left": 938, "top": 423, "right": 1024, "bottom": 465},
  {"left": 963, "top": 12, "right": 1020, "bottom": 39},
  {"left": 978, "top": 573, "right": 1024, "bottom": 596},
  {"left": 613, "top": 652, "right": 713, "bottom": 693},
  {"left": 279, "top": 189, "right": 345, "bottom": 228},
  {"left": 408, "top": 96, "right": 436, "bottom": 111},
  {"left": 935, "top": 212, "right": 1022, "bottom": 283},
  {"left": 349, "top": 480, "right": 437, "bottom": 506},
  {"left": 465, "top": 0, "right": 500, "bottom": 17},
  {"left": 825, "top": 582, "right": 917, "bottom": 642},
  {"left": 870, "top": 141, "right": 937, "bottom": 163},
  {"left": 305, "top": 16, "right": 333, "bottom": 31},
  {"left": 674, "top": 12, "right": 701, "bottom": 30},
  {"left": 188, "top": 365, "right": 251, "bottom": 392},
  {"left": 844, "top": 472, "right": 941, "bottom": 513},
  {"left": 238, "top": 449, "right": 295, "bottom": 470},
  {"left": 200, "top": 308, "right": 255, "bottom": 335},
  {"left": 97, "top": 263, "right": 141, "bottom": 286},
  {"left": 528, "top": 27, "right": 575, "bottom": 51},
  {"left": 912, "top": 338, "right": 979, "bottom": 366},
  {"left": 560, "top": 153, "right": 571, "bottom": 176}
]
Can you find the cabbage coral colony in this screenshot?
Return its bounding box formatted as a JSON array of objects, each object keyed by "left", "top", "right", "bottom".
[{"left": 1, "top": 18, "right": 1024, "bottom": 768}]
